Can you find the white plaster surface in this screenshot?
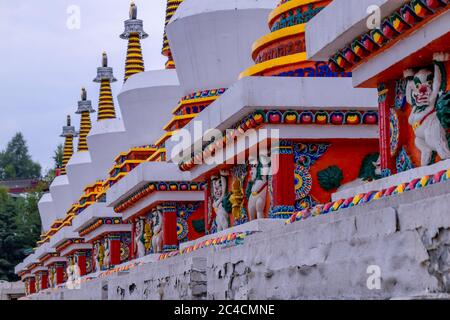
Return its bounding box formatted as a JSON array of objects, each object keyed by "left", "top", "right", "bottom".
[
  {"left": 49, "top": 225, "right": 79, "bottom": 249},
  {"left": 166, "top": 0, "right": 277, "bottom": 94},
  {"left": 66, "top": 151, "right": 95, "bottom": 201},
  {"left": 38, "top": 193, "right": 56, "bottom": 233},
  {"left": 118, "top": 69, "right": 183, "bottom": 148},
  {"left": 71, "top": 202, "right": 119, "bottom": 232},
  {"left": 49, "top": 175, "right": 74, "bottom": 220},
  {"left": 87, "top": 118, "right": 128, "bottom": 181},
  {"left": 106, "top": 162, "right": 193, "bottom": 206}
]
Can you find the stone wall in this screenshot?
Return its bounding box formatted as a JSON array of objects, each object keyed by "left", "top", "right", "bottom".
[{"left": 27, "top": 181, "right": 450, "bottom": 300}]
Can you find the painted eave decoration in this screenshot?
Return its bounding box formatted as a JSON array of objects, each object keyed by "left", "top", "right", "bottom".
[
  {"left": 178, "top": 109, "right": 379, "bottom": 171},
  {"left": 328, "top": 0, "right": 449, "bottom": 72},
  {"left": 113, "top": 181, "right": 206, "bottom": 213}
]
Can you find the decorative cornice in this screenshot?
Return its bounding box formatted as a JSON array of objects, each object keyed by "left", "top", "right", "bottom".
[
  {"left": 179, "top": 109, "right": 379, "bottom": 171},
  {"left": 114, "top": 181, "right": 206, "bottom": 213},
  {"left": 328, "top": 0, "right": 449, "bottom": 72}
]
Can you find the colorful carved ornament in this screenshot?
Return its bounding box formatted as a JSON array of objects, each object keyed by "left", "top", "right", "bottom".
[{"left": 328, "top": 0, "right": 449, "bottom": 72}]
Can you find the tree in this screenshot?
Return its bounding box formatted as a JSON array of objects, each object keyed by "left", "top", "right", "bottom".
[
  {"left": 0, "top": 187, "right": 42, "bottom": 281},
  {"left": 0, "top": 133, "right": 41, "bottom": 180},
  {"left": 42, "top": 144, "right": 64, "bottom": 186},
  {"left": 53, "top": 144, "right": 63, "bottom": 170}
]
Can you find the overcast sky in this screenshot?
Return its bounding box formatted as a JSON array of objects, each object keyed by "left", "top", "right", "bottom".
[{"left": 0, "top": 0, "right": 166, "bottom": 172}]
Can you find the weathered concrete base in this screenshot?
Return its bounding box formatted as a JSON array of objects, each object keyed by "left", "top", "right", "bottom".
[
  {"left": 107, "top": 253, "right": 209, "bottom": 300},
  {"left": 180, "top": 219, "right": 286, "bottom": 249},
  {"left": 0, "top": 281, "right": 25, "bottom": 300},
  {"left": 27, "top": 181, "right": 450, "bottom": 300}
]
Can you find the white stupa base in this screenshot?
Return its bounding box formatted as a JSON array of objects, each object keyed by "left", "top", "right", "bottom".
[
  {"left": 66, "top": 151, "right": 96, "bottom": 201},
  {"left": 87, "top": 118, "right": 128, "bottom": 181},
  {"left": 49, "top": 175, "right": 74, "bottom": 221}
]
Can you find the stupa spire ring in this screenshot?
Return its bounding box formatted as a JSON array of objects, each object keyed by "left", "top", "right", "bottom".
[
  {"left": 93, "top": 52, "right": 117, "bottom": 121},
  {"left": 120, "top": 2, "right": 148, "bottom": 40},
  {"left": 75, "top": 88, "right": 95, "bottom": 152},
  {"left": 60, "top": 115, "right": 77, "bottom": 175},
  {"left": 121, "top": 2, "right": 147, "bottom": 82},
  {"left": 93, "top": 51, "right": 117, "bottom": 83}
]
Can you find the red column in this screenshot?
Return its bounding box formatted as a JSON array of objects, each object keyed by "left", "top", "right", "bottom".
[
  {"left": 162, "top": 203, "right": 178, "bottom": 252},
  {"left": 76, "top": 252, "right": 87, "bottom": 276},
  {"left": 55, "top": 262, "right": 66, "bottom": 285},
  {"left": 270, "top": 140, "right": 296, "bottom": 216},
  {"left": 29, "top": 277, "right": 36, "bottom": 294},
  {"left": 40, "top": 273, "right": 48, "bottom": 290},
  {"left": 109, "top": 236, "right": 121, "bottom": 266},
  {"left": 378, "top": 83, "right": 395, "bottom": 175}
]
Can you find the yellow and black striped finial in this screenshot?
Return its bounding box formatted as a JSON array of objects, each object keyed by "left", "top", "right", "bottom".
[
  {"left": 93, "top": 52, "right": 118, "bottom": 121},
  {"left": 120, "top": 2, "right": 148, "bottom": 82},
  {"left": 162, "top": 0, "right": 184, "bottom": 69},
  {"left": 75, "top": 88, "right": 95, "bottom": 151},
  {"left": 60, "top": 115, "right": 77, "bottom": 175}
]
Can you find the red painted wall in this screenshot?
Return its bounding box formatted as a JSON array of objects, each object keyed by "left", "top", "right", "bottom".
[{"left": 308, "top": 139, "right": 379, "bottom": 203}]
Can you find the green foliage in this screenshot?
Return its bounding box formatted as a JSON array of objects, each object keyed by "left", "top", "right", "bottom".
[
  {"left": 359, "top": 153, "right": 381, "bottom": 181},
  {"left": 53, "top": 144, "right": 64, "bottom": 170},
  {"left": 42, "top": 144, "right": 64, "bottom": 187},
  {"left": 0, "top": 133, "right": 43, "bottom": 281},
  {"left": 0, "top": 133, "right": 41, "bottom": 180},
  {"left": 192, "top": 219, "right": 205, "bottom": 234},
  {"left": 317, "top": 166, "right": 344, "bottom": 191},
  {"left": 0, "top": 187, "right": 42, "bottom": 281},
  {"left": 436, "top": 91, "right": 450, "bottom": 148}
]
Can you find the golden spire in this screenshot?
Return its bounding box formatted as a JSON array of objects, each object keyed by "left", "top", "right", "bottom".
[
  {"left": 93, "top": 52, "right": 118, "bottom": 121},
  {"left": 120, "top": 2, "right": 148, "bottom": 82},
  {"left": 162, "top": 0, "right": 184, "bottom": 69},
  {"left": 75, "top": 88, "right": 95, "bottom": 151},
  {"left": 60, "top": 115, "right": 77, "bottom": 175}
]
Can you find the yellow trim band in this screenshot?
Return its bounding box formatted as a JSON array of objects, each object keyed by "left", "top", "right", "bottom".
[
  {"left": 252, "top": 23, "right": 305, "bottom": 58},
  {"left": 239, "top": 52, "right": 307, "bottom": 78}
]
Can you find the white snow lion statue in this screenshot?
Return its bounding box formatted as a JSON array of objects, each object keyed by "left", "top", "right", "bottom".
[{"left": 404, "top": 52, "right": 450, "bottom": 166}]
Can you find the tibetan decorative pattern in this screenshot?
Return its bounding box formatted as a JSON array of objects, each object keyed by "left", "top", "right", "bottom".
[
  {"left": 79, "top": 218, "right": 122, "bottom": 237},
  {"left": 270, "top": 2, "right": 328, "bottom": 32},
  {"left": 273, "top": 61, "right": 351, "bottom": 78},
  {"left": 120, "top": 233, "right": 131, "bottom": 263},
  {"left": 294, "top": 165, "right": 313, "bottom": 199},
  {"left": 176, "top": 217, "right": 189, "bottom": 242},
  {"left": 396, "top": 147, "right": 415, "bottom": 173},
  {"left": 390, "top": 109, "right": 400, "bottom": 156},
  {"left": 179, "top": 109, "right": 378, "bottom": 171},
  {"left": 293, "top": 143, "right": 329, "bottom": 209},
  {"left": 395, "top": 78, "right": 407, "bottom": 109},
  {"left": 114, "top": 182, "right": 206, "bottom": 213},
  {"left": 286, "top": 168, "right": 450, "bottom": 225},
  {"left": 328, "top": 1, "right": 449, "bottom": 72}
]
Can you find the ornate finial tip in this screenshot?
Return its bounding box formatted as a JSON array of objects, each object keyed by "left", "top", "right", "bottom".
[
  {"left": 129, "top": 1, "right": 137, "bottom": 20},
  {"left": 81, "top": 87, "right": 87, "bottom": 101},
  {"left": 67, "top": 115, "right": 71, "bottom": 126},
  {"left": 102, "top": 51, "right": 108, "bottom": 67}
]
